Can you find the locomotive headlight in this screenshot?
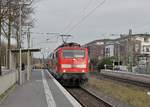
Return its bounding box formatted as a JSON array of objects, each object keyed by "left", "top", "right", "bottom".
[
  {"left": 62, "top": 64, "right": 72, "bottom": 68},
  {"left": 63, "top": 70, "right": 66, "bottom": 73},
  {"left": 76, "top": 64, "right": 86, "bottom": 68},
  {"left": 82, "top": 70, "right": 85, "bottom": 73}
]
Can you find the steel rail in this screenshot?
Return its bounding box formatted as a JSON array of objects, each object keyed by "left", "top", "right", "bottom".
[{"left": 66, "top": 87, "right": 112, "bottom": 107}]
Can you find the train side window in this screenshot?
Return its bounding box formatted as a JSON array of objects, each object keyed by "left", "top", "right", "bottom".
[
  {"left": 50, "top": 53, "right": 53, "bottom": 59},
  {"left": 55, "top": 51, "right": 58, "bottom": 58},
  {"left": 52, "top": 54, "right": 55, "bottom": 59},
  {"left": 55, "top": 51, "right": 58, "bottom": 63}
]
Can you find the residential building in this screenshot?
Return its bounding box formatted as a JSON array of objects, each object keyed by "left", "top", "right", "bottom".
[
  {"left": 114, "top": 34, "right": 150, "bottom": 65},
  {"left": 105, "top": 41, "right": 115, "bottom": 57},
  {"left": 84, "top": 33, "right": 150, "bottom": 67},
  {"left": 84, "top": 39, "right": 115, "bottom": 60}
]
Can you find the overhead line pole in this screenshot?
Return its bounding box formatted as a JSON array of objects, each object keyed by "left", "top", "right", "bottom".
[
  {"left": 0, "top": 0, "right": 2, "bottom": 75},
  {"left": 19, "top": 2, "right": 22, "bottom": 84},
  {"left": 60, "top": 34, "right": 72, "bottom": 43},
  {"left": 7, "top": 1, "right": 12, "bottom": 69},
  {"left": 27, "top": 27, "right": 31, "bottom": 48}
]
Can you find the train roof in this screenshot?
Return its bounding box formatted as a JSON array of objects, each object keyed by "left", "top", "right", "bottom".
[{"left": 55, "top": 42, "right": 81, "bottom": 50}]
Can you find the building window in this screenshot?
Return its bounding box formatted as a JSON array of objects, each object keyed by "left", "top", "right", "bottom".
[
  {"left": 143, "top": 46, "right": 150, "bottom": 52},
  {"left": 135, "top": 44, "right": 139, "bottom": 52},
  {"left": 144, "top": 37, "right": 149, "bottom": 42},
  {"left": 146, "top": 47, "right": 150, "bottom": 52}
]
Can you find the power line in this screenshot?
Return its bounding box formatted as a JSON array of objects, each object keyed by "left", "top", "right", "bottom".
[
  {"left": 63, "top": 0, "right": 95, "bottom": 33},
  {"left": 28, "top": 32, "right": 60, "bottom": 35},
  {"left": 66, "top": 0, "right": 106, "bottom": 34},
  {"left": 83, "top": 0, "right": 93, "bottom": 11}
]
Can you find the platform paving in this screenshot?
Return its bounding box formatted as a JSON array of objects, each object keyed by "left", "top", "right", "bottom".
[{"left": 0, "top": 69, "right": 81, "bottom": 107}]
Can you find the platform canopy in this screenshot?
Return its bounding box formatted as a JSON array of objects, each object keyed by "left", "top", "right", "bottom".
[{"left": 10, "top": 48, "right": 41, "bottom": 85}]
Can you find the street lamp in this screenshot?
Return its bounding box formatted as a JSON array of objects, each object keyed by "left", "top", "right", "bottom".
[
  {"left": 115, "top": 42, "right": 120, "bottom": 66},
  {"left": 115, "top": 42, "right": 125, "bottom": 66}
]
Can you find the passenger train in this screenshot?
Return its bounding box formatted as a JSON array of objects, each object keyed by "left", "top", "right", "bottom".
[{"left": 47, "top": 42, "right": 89, "bottom": 86}]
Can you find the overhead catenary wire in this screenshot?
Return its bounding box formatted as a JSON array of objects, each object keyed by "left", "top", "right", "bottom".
[
  {"left": 63, "top": 0, "right": 94, "bottom": 34},
  {"left": 83, "top": 0, "right": 95, "bottom": 11},
  {"left": 66, "top": 0, "right": 106, "bottom": 34},
  {"left": 25, "top": 31, "right": 60, "bottom": 35},
  {"left": 62, "top": 0, "right": 106, "bottom": 43}
]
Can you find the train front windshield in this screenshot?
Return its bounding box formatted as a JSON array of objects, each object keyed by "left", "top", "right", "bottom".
[{"left": 63, "top": 50, "right": 85, "bottom": 58}]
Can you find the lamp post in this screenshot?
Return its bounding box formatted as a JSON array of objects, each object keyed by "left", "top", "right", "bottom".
[
  {"left": 115, "top": 42, "right": 123, "bottom": 66},
  {"left": 117, "top": 43, "right": 120, "bottom": 66}
]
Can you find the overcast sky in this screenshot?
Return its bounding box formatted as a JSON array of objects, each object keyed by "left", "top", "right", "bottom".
[{"left": 30, "top": 0, "right": 150, "bottom": 57}]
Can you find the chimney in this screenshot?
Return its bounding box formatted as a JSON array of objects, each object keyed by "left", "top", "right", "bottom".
[{"left": 129, "top": 29, "right": 132, "bottom": 35}]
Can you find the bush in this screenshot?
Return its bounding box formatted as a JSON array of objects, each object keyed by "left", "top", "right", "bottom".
[{"left": 97, "top": 57, "right": 114, "bottom": 70}]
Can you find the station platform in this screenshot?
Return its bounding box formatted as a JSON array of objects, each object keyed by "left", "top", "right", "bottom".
[
  {"left": 101, "top": 69, "right": 150, "bottom": 84},
  {"left": 0, "top": 69, "right": 81, "bottom": 107}
]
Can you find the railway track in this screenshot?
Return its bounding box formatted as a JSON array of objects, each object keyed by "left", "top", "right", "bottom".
[
  {"left": 91, "top": 72, "right": 150, "bottom": 89},
  {"left": 66, "top": 87, "right": 112, "bottom": 107}
]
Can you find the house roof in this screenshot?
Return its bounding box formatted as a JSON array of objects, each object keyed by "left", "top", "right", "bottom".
[
  {"left": 85, "top": 39, "right": 115, "bottom": 46},
  {"left": 84, "top": 33, "right": 150, "bottom": 46},
  {"left": 115, "top": 34, "right": 150, "bottom": 41}
]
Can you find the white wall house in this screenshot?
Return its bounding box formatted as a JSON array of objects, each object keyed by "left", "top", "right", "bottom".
[
  {"left": 134, "top": 36, "right": 150, "bottom": 54},
  {"left": 105, "top": 44, "right": 114, "bottom": 57}
]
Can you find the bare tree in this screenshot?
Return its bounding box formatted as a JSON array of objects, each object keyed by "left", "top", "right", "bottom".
[{"left": 0, "top": 0, "right": 35, "bottom": 70}]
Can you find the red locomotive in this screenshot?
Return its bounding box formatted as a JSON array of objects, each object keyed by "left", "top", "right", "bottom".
[{"left": 47, "top": 42, "right": 89, "bottom": 86}]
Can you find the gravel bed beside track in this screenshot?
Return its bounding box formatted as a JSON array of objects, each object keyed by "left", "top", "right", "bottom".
[
  {"left": 66, "top": 87, "right": 112, "bottom": 107},
  {"left": 89, "top": 72, "right": 150, "bottom": 107}
]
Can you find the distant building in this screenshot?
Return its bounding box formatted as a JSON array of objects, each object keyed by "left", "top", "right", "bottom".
[
  {"left": 105, "top": 41, "right": 115, "bottom": 57},
  {"left": 84, "top": 39, "right": 115, "bottom": 60},
  {"left": 114, "top": 34, "right": 150, "bottom": 65},
  {"left": 84, "top": 33, "right": 150, "bottom": 67}
]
